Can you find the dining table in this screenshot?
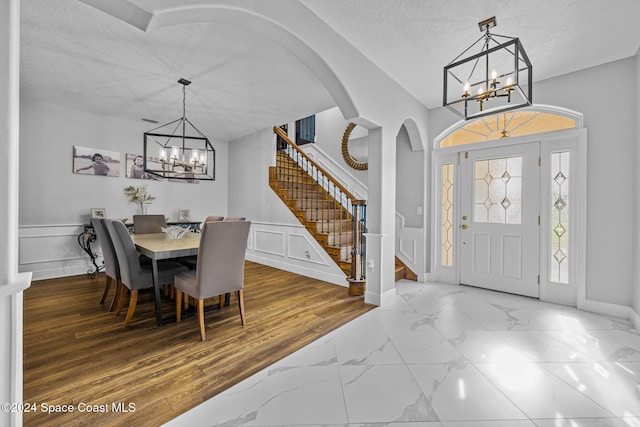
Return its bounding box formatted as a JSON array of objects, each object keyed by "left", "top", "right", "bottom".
[{"left": 131, "top": 231, "right": 201, "bottom": 326}]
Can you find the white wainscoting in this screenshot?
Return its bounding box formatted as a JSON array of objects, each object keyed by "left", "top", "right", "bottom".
[
  {"left": 19, "top": 224, "right": 100, "bottom": 280},
  {"left": 395, "top": 213, "right": 425, "bottom": 280},
  {"left": 246, "top": 221, "right": 348, "bottom": 287},
  {"left": 20, "top": 222, "right": 349, "bottom": 287}
]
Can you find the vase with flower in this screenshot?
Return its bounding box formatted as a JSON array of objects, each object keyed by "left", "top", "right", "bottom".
[{"left": 123, "top": 185, "right": 155, "bottom": 215}]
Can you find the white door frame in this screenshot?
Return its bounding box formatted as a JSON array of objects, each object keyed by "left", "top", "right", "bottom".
[{"left": 431, "top": 127, "right": 587, "bottom": 307}]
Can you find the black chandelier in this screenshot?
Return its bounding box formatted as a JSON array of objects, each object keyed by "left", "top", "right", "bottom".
[
  {"left": 143, "top": 78, "right": 216, "bottom": 181},
  {"left": 443, "top": 17, "right": 532, "bottom": 120}
]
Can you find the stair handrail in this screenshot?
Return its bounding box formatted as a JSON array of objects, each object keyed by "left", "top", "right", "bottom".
[{"left": 273, "top": 127, "right": 365, "bottom": 205}]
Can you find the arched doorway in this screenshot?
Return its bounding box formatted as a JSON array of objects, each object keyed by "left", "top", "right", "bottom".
[{"left": 432, "top": 106, "right": 586, "bottom": 306}]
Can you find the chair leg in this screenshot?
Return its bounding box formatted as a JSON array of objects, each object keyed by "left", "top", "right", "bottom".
[
  {"left": 198, "top": 299, "right": 206, "bottom": 341},
  {"left": 218, "top": 295, "right": 224, "bottom": 308},
  {"left": 116, "top": 288, "right": 128, "bottom": 315},
  {"left": 99, "top": 276, "right": 112, "bottom": 304},
  {"left": 123, "top": 289, "right": 138, "bottom": 327},
  {"left": 175, "top": 290, "right": 183, "bottom": 322},
  {"left": 183, "top": 294, "right": 189, "bottom": 310},
  {"left": 237, "top": 290, "right": 246, "bottom": 326},
  {"left": 109, "top": 280, "right": 122, "bottom": 312}
]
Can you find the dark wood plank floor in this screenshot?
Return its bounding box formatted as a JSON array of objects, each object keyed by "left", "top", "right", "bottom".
[{"left": 23, "top": 261, "right": 374, "bottom": 426}]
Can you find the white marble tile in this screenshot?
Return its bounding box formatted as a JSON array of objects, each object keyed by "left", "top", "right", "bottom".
[
  {"left": 387, "top": 330, "right": 466, "bottom": 364},
  {"left": 254, "top": 365, "right": 348, "bottom": 425},
  {"left": 333, "top": 330, "right": 405, "bottom": 365},
  {"left": 541, "top": 362, "right": 640, "bottom": 417},
  {"left": 440, "top": 329, "right": 535, "bottom": 363},
  {"left": 444, "top": 421, "right": 536, "bottom": 427},
  {"left": 275, "top": 336, "right": 337, "bottom": 367},
  {"left": 341, "top": 364, "right": 438, "bottom": 423},
  {"left": 489, "top": 330, "right": 590, "bottom": 362},
  {"left": 163, "top": 369, "right": 267, "bottom": 426},
  {"left": 164, "top": 280, "right": 640, "bottom": 427},
  {"left": 477, "top": 362, "right": 613, "bottom": 419},
  {"left": 408, "top": 363, "right": 526, "bottom": 421},
  {"left": 533, "top": 418, "right": 630, "bottom": 427},
  {"left": 427, "top": 306, "right": 486, "bottom": 332}
]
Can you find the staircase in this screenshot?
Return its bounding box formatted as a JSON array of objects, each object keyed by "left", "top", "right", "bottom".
[
  {"left": 395, "top": 257, "right": 418, "bottom": 282},
  {"left": 269, "top": 127, "right": 367, "bottom": 294}
]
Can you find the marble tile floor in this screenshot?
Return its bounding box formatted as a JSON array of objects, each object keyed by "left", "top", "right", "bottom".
[{"left": 165, "top": 280, "right": 640, "bottom": 427}]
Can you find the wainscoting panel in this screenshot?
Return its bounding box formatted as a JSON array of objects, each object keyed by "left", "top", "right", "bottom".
[
  {"left": 19, "top": 224, "right": 98, "bottom": 280},
  {"left": 246, "top": 222, "right": 347, "bottom": 286}
]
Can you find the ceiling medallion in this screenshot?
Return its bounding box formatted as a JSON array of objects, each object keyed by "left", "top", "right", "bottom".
[{"left": 341, "top": 122, "right": 368, "bottom": 170}]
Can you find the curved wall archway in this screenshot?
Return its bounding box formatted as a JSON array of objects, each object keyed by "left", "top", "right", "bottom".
[{"left": 145, "top": 2, "right": 359, "bottom": 121}]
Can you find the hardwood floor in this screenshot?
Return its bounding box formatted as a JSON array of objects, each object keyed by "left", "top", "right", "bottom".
[{"left": 23, "top": 261, "right": 374, "bottom": 427}]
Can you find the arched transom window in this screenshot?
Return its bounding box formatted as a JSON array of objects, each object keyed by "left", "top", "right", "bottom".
[{"left": 440, "top": 111, "right": 577, "bottom": 148}]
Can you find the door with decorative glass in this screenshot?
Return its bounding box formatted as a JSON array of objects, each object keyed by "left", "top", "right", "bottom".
[{"left": 459, "top": 142, "right": 540, "bottom": 297}]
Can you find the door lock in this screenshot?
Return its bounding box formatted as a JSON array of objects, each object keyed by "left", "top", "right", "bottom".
[{"left": 462, "top": 215, "right": 468, "bottom": 220}]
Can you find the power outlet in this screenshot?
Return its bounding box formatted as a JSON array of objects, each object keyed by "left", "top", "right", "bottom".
[{"left": 417, "top": 206, "right": 423, "bottom": 216}]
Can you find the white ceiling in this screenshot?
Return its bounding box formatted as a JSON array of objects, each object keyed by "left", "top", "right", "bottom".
[{"left": 20, "top": 0, "right": 640, "bottom": 142}]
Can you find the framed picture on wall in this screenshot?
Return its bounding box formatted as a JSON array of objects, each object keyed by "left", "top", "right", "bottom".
[
  {"left": 73, "top": 146, "right": 120, "bottom": 177},
  {"left": 178, "top": 209, "right": 190, "bottom": 221},
  {"left": 125, "top": 152, "right": 162, "bottom": 180},
  {"left": 91, "top": 208, "right": 106, "bottom": 218}
]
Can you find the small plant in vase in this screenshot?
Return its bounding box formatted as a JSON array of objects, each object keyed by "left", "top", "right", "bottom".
[{"left": 123, "top": 185, "right": 155, "bottom": 214}]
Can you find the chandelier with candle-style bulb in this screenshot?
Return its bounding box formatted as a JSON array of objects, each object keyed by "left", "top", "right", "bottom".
[
  {"left": 143, "top": 78, "right": 215, "bottom": 181},
  {"left": 443, "top": 17, "right": 532, "bottom": 120}
]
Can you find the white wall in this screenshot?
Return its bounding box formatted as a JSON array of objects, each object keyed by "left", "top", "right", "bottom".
[
  {"left": 19, "top": 99, "right": 229, "bottom": 279},
  {"left": 228, "top": 128, "right": 348, "bottom": 286},
  {"left": 314, "top": 107, "right": 368, "bottom": 186},
  {"left": 633, "top": 47, "right": 640, "bottom": 326},
  {"left": 396, "top": 125, "right": 424, "bottom": 228},
  {"left": 429, "top": 57, "right": 637, "bottom": 309}
]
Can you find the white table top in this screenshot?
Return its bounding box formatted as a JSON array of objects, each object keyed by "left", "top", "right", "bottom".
[{"left": 131, "top": 231, "right": 200, "bottom": 260}]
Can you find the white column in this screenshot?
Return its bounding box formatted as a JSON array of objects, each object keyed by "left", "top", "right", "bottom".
[
  {"left": 364, "top": 126, "right": 396, "bottom": 306},
  {"left": 1, "top": 1, "right": 31, "bottom": 426}
]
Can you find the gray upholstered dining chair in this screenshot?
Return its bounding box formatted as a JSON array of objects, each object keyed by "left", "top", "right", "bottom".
[
  {"left": 91, "top": 218, "right": 122, "bottom": 311},
  {"left": 104, "top": 218, "right": 188, "bottom": 327},
  {"left": 175, "top": 220, "right": 251, "bottom": 341},
  {"left": 179, "top": 215, "right": 225, "bottom": 270},
  {"left": 133, "top": 214, "right": 166, "bottom": 234}
]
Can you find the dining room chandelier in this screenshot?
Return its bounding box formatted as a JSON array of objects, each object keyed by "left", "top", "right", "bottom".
[
  {"left": 143, "top": 78, "right": 216, "bottom": 181},
  {"left": 443, "top": 17, "right": 532, "bottom": 120}
]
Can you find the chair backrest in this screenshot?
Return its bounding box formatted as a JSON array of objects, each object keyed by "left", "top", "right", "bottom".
[
  {"left": 195, "top": 221, "right": 251, "bottom": 298},
  {"left": 223, "top": 216, "right": 246, "bottom": 221},
  {"left": 104, "top": 218, "right": 143, "bottom": 288},
  {"left": 133, "top": 214, "right": 166, "bottom": 234},
  {"left": 91, "top": 218, "right": 119, "bottom": 280},
  {"left": 204, "top": 215, "right": 224, "bottom": 223}
]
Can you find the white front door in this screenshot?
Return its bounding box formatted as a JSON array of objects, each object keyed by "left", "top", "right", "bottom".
[{"left": 459, "top": 142, "right": 540, "bottom": 297}]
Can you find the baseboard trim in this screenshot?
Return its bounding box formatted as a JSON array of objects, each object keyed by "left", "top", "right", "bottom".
[
  {"left": 630, "top": 308, "right": 640, "bottom": 331},
  {"left": 245, "top": 253, "right": 347, "bottom": 287},
  {"left": 578, "top": 298, "right": 631, "bottom": 321}
]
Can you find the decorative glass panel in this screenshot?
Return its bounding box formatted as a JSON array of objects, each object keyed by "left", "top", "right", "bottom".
[
  {"left": 550, "top": 151, "right": 570, "bottom": 283},
  {"left": 440, "top": 111, "right": 577, "bottom": 147},
  {"left": 441, "top": 164, "right": 454, "bottom": 267},
  {"left": 473, "top": 156, "right": 522, "bottom": 224}
]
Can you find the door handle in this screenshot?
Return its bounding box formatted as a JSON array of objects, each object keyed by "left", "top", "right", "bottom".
[{"left": 461, "top": 224, "right": 468, "bottom": 230}]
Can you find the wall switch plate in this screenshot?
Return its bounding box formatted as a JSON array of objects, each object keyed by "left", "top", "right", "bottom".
[{"left": 417, "top": 206, "right": 423, "bottom": 215}]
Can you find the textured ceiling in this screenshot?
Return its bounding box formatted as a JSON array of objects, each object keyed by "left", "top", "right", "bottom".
[{"left": 20, "top": 0, "right": 640, "bottom": 142}]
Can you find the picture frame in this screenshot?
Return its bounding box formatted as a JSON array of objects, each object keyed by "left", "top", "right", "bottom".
[
  {"left": 178, "top": 209, "right": 190, "bottom": 221},
  {"left": 91, "top": 208, "right": 106, "bottom": 218},
  {"left": 73, "top": 146, "right": 121, "bottom": 177}
]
